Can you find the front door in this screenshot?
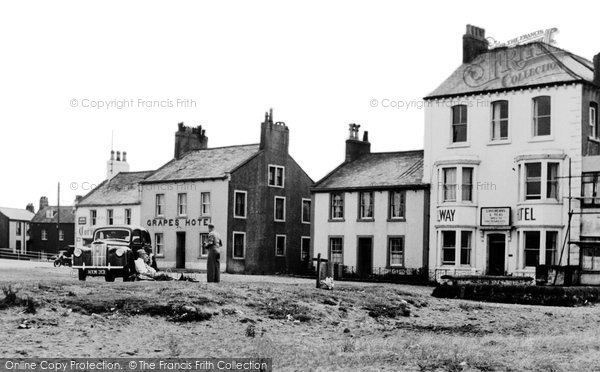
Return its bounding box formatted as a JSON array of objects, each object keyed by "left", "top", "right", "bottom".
[
  {"left": 357, "top": 237, "right": 373, "bottom": 278},
  {"left": 487, "top": 233, "right": 505, "bottom": 275},
  {"left": 176, "top": 232, "right": 186, "bottom": 269}
]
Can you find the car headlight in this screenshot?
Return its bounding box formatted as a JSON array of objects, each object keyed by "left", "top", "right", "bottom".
[
  {"left": 74, "top": 248, "right": 82, "bottom": 257},
  {"left": 115, "top": 247, "right": 126, "bottom": 257}
]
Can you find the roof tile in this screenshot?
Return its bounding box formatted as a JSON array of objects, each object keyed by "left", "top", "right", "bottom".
[{"left": 314, "top": 150, "right": 424, "bottom": 189}]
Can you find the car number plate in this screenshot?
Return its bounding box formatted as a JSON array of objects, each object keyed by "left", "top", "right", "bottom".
[{"left": 87, "top": 269, "right": 106, "bottom": 275}]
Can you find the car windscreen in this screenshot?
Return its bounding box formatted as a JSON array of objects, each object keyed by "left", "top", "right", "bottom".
[{"left": 94, "top": 229, "right": 131, "bottom": 241}]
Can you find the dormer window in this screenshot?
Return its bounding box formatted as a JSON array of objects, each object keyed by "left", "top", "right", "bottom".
[
  {"left": 451, "top": 105, "right": 467, "bottom": 143},
  {"left": 533, "top": 96, "right": 551, "bottom": 136}
]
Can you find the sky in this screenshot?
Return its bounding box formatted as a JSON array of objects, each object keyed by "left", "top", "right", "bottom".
[{"left": 0, "top": 0, "right": 598, "bottom": 210}]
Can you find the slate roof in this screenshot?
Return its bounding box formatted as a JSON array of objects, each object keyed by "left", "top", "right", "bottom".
[
  {"left": 32, "top": 206, "right": 75, "bottom": 224},
  {"left": 77, "top": 171, "right": 154, "bottom": 207},
  {"left": 313, "top": 150, "right": 425, "bottom": 190},
  {"left": 426, "top": 42, "right": 595, "bottom": 99},
  {"left": 142, "top": 144, "right": 261, "bottom": 183},
  {"left": 0, "top": 207, "right": 34, "bottom": 222}
]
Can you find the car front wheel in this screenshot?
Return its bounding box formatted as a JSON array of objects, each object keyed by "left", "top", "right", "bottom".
[{"left": 105, "top": 271, "right": 115, "bottom": 282}]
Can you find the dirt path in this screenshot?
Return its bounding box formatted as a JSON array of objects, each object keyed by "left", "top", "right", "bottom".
[{"left": 1, "top": 261, "right": 599, "bottom": 371}]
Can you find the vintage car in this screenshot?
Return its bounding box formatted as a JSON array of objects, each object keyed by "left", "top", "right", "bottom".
[{"left": 72, "top": 226, "right": 154, "bottom": 281}]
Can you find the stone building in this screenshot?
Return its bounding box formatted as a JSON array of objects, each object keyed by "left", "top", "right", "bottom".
[{"left": 140, "top": 112, "right": 313, "bottom": 274}]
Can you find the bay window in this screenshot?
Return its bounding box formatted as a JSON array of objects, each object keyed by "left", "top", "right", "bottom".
[
  {"left": 521, "top": 161, "right": 560, "bottom": 201},
  {"left": 443, "top": 168, "right": 457, "bottom": 202},
  {"left": 522, "top": 230, "right": 560, "bottom": 268}
]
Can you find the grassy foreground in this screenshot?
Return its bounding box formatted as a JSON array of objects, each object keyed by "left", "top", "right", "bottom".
[{"left": 1, "top": 263, "right": 600, "bottom": 371}]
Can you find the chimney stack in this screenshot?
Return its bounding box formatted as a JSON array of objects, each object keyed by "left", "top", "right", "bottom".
[
  {"left": 106, "top": 149, "right": 130, "bottom": 180},
  {"left": 74, "top": 195, "right": 83, "bottom": 204},
  {"left": 594, "top": 53, "right": 600, "bottom": 86},
  {"left": 25, "top": 203, "right": 35, "bottom": 214},
  {"left": 259, "top": 108, "right": 289, "bottom": 155},
  {"left": 174, "top": 123, "right": 209, "bottom": 159},
  {"left": 463, "top": 24, "right": 489, "bottom": 64},
  {"left": 39, "top": 196, "right": 49, "bottom": 211},
  {"left": 345, "top": 124, "right": 371, "bottom": 162}
]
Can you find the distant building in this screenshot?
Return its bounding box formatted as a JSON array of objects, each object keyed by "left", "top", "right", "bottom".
[
  {"left": 0, "top": 207, "right": 34, "bottom": 252},
  {"left": 30, "top": 197, "right": 75, "bottom": 255},
  {"left": 311, "top": 125, "right": 429, "bottom": 278},
  {"left": 74, "top": 151, "right": 153, "bottom": 247},
  {"left": 140, "top": 112, "right": 313, "bottom": 274},
  {"left": 423, "top": 25, "right": 600, "bottom": 282}
]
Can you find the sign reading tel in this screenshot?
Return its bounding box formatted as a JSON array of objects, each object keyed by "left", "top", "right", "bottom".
[{"left": 480, "top": 207, "right": 511, "bottom": 226}]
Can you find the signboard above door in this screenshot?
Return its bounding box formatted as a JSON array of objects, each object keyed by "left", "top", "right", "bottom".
[{"left": 480, "top": 207, "right": 511, "bottom": 227}]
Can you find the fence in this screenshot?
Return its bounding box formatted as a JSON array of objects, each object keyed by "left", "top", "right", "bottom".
[
  {"left": 319, "top": 264, "right": 430, "bottom": 284},
  {"left": 0, "top": 248, "right": 55, "bottom": 262}
]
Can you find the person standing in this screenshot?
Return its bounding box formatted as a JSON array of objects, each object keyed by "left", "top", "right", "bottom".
[{"left": 205, "top": 223, "right": 222, "bottom": 283}]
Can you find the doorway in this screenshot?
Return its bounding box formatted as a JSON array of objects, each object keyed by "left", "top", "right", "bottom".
[
  {"left": 357, "top": 237, "right": 373, "bottom": 278},
  {"left": 176, "top": 232, "right": 186, "bottom": 269},
  {"left": 487, "top": 233, "right": 506, "bottom": 275}
]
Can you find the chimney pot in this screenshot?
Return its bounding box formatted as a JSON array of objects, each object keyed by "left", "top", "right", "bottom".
[
  {"left": 122, "top": 151, "right": 127, "bottom": 162},
  {"left": 116, "top": 151, "right": 121, "bottom": 161},
  {"left": 110, "top": 150, "right": 115, "bottom": 161},
  {"left": 363, "top": 131, "right": 369, "bottom": 142}
]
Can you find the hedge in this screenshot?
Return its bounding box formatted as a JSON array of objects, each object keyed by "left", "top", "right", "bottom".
[{"left": 432, "top": 284, "right": 600, "bottom": 307}]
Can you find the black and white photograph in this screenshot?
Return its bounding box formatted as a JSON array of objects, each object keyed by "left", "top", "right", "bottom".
[{"left": 1, "top": 1, "right": 600, "bottom": 371}]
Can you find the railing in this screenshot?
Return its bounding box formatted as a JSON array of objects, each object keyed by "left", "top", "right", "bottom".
[
  {"left": 321, "top": 264, "right": 430, "bottom": 284},
  {"left": 0, "top": 248, "right": 55, "bottom": 261}
]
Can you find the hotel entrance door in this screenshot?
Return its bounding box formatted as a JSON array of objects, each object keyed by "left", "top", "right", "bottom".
[{"left": 487, "top": 233, "right": 505, "bottom": 276}]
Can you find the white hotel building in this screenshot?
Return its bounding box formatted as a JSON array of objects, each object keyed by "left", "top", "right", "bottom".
[{"left": 424, "top": 25, "right": 600, "bottom": 282}]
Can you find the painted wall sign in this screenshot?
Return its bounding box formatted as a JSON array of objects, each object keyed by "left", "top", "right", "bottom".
[
  {"left": 517, "top": 207, "right": 537, "bottom": 221},
  {"left": 480, "top": 207, "right": 511, "bottom": 226},
  {"left": 462, "top": 43, "right": 567, "bottom": 90},
  {"left": 146, "top": 217, "right": 211, "bottom": 227},
  {"left": 78, "top": 217, "right": 86, "bottom": 225},
  {"left": 78, "top": 226, "right": 95, "bottom": 238},
  {"left": 438, "top": 208, "right": 456, "bottom": 222}
]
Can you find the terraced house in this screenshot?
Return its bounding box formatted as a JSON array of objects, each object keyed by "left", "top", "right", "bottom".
[
  {"left": 423, "top": 25, "right": 600, "bottom": 283},
  {"left": 312, "top": 124, "right": 429, "bottom": 279},
  {"left": 140, "top": 112, "right": 313, "bottom": 274}
]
